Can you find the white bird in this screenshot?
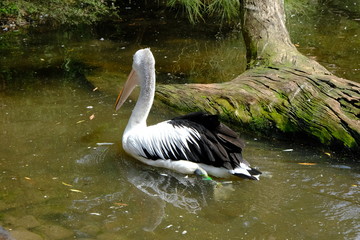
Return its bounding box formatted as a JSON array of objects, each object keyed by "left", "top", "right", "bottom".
[{"left": 115, "top": 48, "right": 261, "bottom": 180}]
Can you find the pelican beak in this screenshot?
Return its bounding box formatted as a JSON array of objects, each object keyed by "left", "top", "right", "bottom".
[{"left": 115, "top": 69, "right": 139, "bottom": 111}]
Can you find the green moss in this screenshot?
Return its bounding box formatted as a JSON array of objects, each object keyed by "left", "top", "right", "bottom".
[
  {"left": 234, "top": 106, "right": 252, "bottom": 123},
  {"left": 308, "top": 125, "right": 332, "bottom": 144},
  {"left": 324, "top": 121, "right": 357, "bottom": 148},
  {"left": 247, "top": 103, "right": 272, "bottom": 130},
  {"left": 291, "top": 94, "right": 357, "bottom": 148},
  {"left": 268, "top": 110, "right": 296, "bottom": 132},
  {"left": 214, "top": 97, "right": 235, "bottom": 113},
  {"left": 240, "top": 84, "right": 257, "bottom": 93},
  {"left": 306, "top": 123, "right": 356, "bottom": 148},
  {"left": 252, "top": 117, "right": 271, "bottom": 130},
  {"left": 276, "top": 91, "right": 289, "bottom": 100}
]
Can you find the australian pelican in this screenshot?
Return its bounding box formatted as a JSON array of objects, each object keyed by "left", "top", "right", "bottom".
[{"left": 115, "top": 48, "right": 261, "bottom": 180}]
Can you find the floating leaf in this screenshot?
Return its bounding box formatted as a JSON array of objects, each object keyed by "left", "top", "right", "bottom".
[
  {"left": 89, "top": 114, "right": 95, "bottom": 120},
  {"left": 90, "top": 212, "right": 101, "bottom": 216},
  {"left": 24, "top": 177, "right": 31, "bottom": 180},
  {"left": 96, "top": 142, "right": 114, "bottom": 146},
  {"left": 283, "top": 149, "right": 294, "bottom": 152},
  {"left": 298, "top": 162, "right": 317, "bottom": 166},
  {"left": 62, "top": 182, "right": 73, "bottom": 187},
  {"left": 93, "top": 87, "right": 98, "bottom": 91},
  {"left": 76, "top": 120, "right": 85, "bottom": 124},
  {"left": 324, "top": 152, "right": 331, "bottom": 157},
  {"left": 114, "top": 202, "right": 128, "bottom": 206},
  {"left": 70, "top": 189, "right": 83, "bottom": 193}
]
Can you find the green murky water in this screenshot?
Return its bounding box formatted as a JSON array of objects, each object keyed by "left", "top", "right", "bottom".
[
  {"left": 0, "top": 5, "right": 359, "bottom": 240},
  {"left": 288, "top": 4, "right": 360, "bottom": 83}
]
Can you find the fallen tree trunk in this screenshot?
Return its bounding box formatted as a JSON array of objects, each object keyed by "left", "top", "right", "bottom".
[
  {"left": 155, "top": 0, "right": 360, "bottom": 152},
  {"left": 156, "top": 66, "right": 360, "bottom": 151}
]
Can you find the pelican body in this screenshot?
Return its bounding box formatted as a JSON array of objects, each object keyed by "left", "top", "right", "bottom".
[{"left": 115, "top": 48, "right": 261, "bottom": 180}]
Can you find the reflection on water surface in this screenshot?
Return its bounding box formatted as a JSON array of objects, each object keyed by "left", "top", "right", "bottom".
[{"left": 0, "top": 7, "right": 359, "bottom": 240}]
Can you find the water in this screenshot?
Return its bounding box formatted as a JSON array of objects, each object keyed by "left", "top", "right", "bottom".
[
  {"left": 0, "top": 6, "right": 359, "bottom": 240},
  {"left": 287, "top": 4, "right": 360, "bottom": 83}
]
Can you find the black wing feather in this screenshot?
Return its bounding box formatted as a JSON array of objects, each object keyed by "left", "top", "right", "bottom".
[{"left": 169, "top": 112, "right": 247, "bottom": 170}]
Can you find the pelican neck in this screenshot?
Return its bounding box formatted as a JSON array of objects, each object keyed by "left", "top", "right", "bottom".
[{"left": 124, "top": 70, "right": 156, "bottom": 134}]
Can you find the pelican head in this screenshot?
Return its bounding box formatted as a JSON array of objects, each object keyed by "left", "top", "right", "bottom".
[{"left": 115, "top": 48, "right": 155, "bottom": 111}]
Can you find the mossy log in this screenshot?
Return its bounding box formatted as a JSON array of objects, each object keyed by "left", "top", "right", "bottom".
[
  {"left": 155, "top": 0, "right": 360, "bottom": 151},
  {"left": 156, "top": 66, "right": 360, "bottom": 150}
]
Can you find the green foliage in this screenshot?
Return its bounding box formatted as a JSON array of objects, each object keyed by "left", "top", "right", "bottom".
[
  {"left": 167, "top": 0, "right": 317, "bottom": 24},
  {"left": 0, "top": 2, "right": 19, "bottom": 16},
  {"left": 284, "top": 0, "right": 319, "bottom": 16},
  {"left": 0, "top": 0, "right": 322, "bottom": 27},
  {"left": 167, "top": 0, "right": 240, "bottom": 23},
  {"left": 167, "top": 0, "right": 204, "bottom": 23},
  {"left": 207, "top": 0, "right": 240, "bottom": 21},
  {"left": 0, "top": 0, "right": 117, "bottom": 26}
]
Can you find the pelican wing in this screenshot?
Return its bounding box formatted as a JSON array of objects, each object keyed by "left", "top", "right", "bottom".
[
  {"left": 125, "top": 112, "right": 248, "bottom": 171},
  {"left": 125, "top": 120, "right": 201, "bottom": 161}
]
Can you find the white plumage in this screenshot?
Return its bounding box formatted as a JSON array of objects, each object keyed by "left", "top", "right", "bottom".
[
  {"left": 123, "top": 121, "right": 200, "bottom": 161},
  {"left": 115, "top": 48, "right": 261, "bottom": 180}
]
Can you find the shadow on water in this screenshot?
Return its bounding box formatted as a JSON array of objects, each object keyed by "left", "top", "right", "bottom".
[{"left": 71, "top": 143, "right": 239, "bottom": 233}]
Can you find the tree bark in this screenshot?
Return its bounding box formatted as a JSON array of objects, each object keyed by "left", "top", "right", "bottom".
[
  {"left": 156, "top": 0, "right": 360, "bottom": 151},
  {"left": 241, "top": 0, "right": 329, "bottom": 74}
]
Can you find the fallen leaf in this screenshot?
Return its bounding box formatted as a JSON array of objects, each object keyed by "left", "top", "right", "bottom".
[
  {"left": 114, "top": 202, "right": 128, "bottom": 206},
  {"left": 76, "top": 120, "right": 85, "bottom": 124},
  {"left": 70, "top": 189, "right": 83, "bottom": 193},
  {"left": 164, "top": 224, "right": 173, "bottom": 229},
  {"left": 96, "top": 142, "right": 114, "bottom": 146},
  {"left": 283, "top": 149, "right": 294, "bottom": 152},
  {"left": 89, "top": 114, "right": 95, "bottom": 120},
  {"left": 92, "top": 87, "right": 98, "bottom": 91},
  {"left": 298, "top": 162, "right": 317, "bottom": 166},
  {"left": 62, "top": 182, "right": 73, "bottom": 187},
  {"left": 24, "top": 177, "right": 31, "bottom": 180},
  {"left": 90, "top": 212, "right": 101, "bottom": 216}
]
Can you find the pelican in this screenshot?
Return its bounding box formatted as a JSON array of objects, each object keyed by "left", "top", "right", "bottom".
[{"left": 115, "top": 48, "right": 261, "bottom": 180}]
